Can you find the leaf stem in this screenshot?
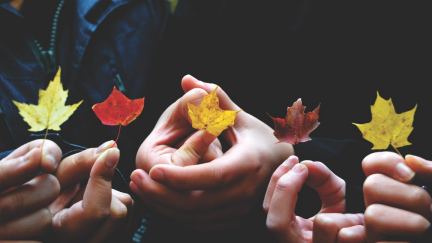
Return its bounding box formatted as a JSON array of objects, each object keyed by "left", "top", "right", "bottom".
[
  {"left": 41, "top": 128, "right": 49, "bottom": 158},
  {"left": 114, "top": 125, "right": 122, "bottom": 147},
  {"left": 391, "top": 144, "right": 403, "bottom": 157}
]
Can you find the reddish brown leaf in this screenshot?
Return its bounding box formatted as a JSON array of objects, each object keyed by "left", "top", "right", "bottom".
[
  {"left": 271, "top": 98, "right": 320, "bottom": 145},
  {"left": 92, "top": 87, "right": 145, "bottom": 126}
]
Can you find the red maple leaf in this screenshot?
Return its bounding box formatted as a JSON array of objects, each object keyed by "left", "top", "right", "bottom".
[
  {"left": 271, "top": 98, "right": 320, "bottom": 145},
  {"left": 92, "top": 86, "right": 144, "bottom": 142}
]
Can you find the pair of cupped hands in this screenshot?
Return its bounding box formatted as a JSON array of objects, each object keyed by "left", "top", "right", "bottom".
[{"left": 2, "top": 76, "right": 431, "bottom": 243}]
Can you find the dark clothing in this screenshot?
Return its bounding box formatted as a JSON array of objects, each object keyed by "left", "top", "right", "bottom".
[
  {"left": 5, "top": 0, "right": 430, "bottom": 242},
  {"left": 1, "top": 0, "right": 167, "bottom": 174}
]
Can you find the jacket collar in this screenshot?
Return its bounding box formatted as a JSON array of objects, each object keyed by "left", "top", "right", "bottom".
[
  {"left": 70, "top": 0, "right": 131, "bottom": 77},
  {"left": 77, "top": 0, "right": 99, "bottom": 18}
]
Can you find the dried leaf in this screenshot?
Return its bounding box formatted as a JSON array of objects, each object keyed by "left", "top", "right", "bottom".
[
  {"left": 271, "top": 98, "right": 320, "bottom": 145},
  {"left": 353, "top": 92, "right": 416, "bottom": 150},
  {"left": 188, "top": 88, "right": 238, "bottom": 136},
  {"left": 13, "top": 69, "right": 82, "bottom": 132},
  {"left": 92, "top": 87, "right": 144, "bottom": 126}
]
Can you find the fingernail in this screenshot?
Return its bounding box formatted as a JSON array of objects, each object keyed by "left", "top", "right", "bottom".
[
  {"left": 41, "top": 147, "right": 58, "bottom": 170},
  {"left": 100, "top": 148, "right": 119, "bottom": 169},
  {"left": 396, "top": 163, "right": 415, "bottom": 181},
  {"left": 282, "top": 156, "right": 298, "bottom": 166},
  {"left": 131, "top": 171, "right": 144, "bottom": 185},
  {"left": 292, "top": 163, "right": 306, "bottom": 173},
  {"left": 150, "top": 168, "right": 165, "bottom": 181},
  {"left": 281, "top": 160, "right": 291, "bottom": 167},
  {"left": 96, "top": 140, "right": 115, "bottom": 155},
  {"left": 43, "top": 153, "right": 58, "bottom": 170}
]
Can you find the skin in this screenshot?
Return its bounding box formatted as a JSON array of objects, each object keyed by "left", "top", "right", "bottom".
[
  {"left": 264, "top": 155, "right": 366, "bottom": 243},
  {"left": 0, "top": 140, "right": 133, "bottom": 242},
  {"left": 50, "top": 142, "right": 133, "bottom": 243},
  {"left": 296, "top": 152, "right": 432, "bottom": 243},
  {"left": 131, "top": 75, "right": 294, "bottom": 230},
  {"left": 0, "top": 140, "right": 62, "bottom": 240},
  {"left": 362, "top": 152, "right": 431, "bottom": 243}
]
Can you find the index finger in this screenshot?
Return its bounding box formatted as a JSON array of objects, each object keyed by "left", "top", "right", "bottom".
[
  {"left": 0, "top": 141, "right": 61, "bottom": 191},
  {"left": 82, "top": 148, "right": 119, "bottom": 216},
  {"left": 149, "top": 146, "right": 254, "bottom": 190},
  {"left": 362, "top": 152, "right": 415, "bottom": 182},
  {"left": 1, "top": 139, "right": 61, "bottom": 173},
  {"left": 302, "top": 161, "right": 346, "bottom": 213},
  {"left": 56, "top": 141, "right": 114, "bottom": 188},
  {"left": 266, "top": 164, "right": 308, "bottom": 235},
  {"left": 135, "top": 88, "right": 209, "bottom": 171}
]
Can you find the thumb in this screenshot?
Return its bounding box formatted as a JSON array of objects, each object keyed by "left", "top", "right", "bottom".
[
  {"left": 82, "top": 148, "right": 119, "bottom": 213},
  {"left": 156, "top": 88, "right": 208, "bottom": 129},
  {"left": 181, "top": 75, "right": 240, "bottom": 111},
  {"left": 171, "top": 130, "right": 217, "bottom": 166}
]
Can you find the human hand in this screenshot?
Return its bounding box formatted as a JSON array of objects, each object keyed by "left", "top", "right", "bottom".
[
  {"left": 362, "top": 152, "right": 431, "bottom": 242},
  {"left": 131, "top": 75, "right": 293, "bottom": 230},
  {"left": 264, "top": 155, "right": 365, "bottom": 243},
  {"left": 50, "top": 141, "right": 133, "bottom": 243},
  {"left": 0, "top": 140, "right": 62, "bottom": 240}
]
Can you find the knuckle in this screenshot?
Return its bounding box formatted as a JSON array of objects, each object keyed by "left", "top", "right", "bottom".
[
  {"left": 364, "top": 204, "right": 384, "bottom": 226},
  {"left": 275, "top": 178, "right": 290, "bottom": 192},
  {"left": 43, "top": 174, "right": 61, "bottom": 196},
  {"left": 249, "top": 158, "right": 262, "bottom": 174},
  {"left": 410, "top": 188, "right": 431, "bottom": 206},
  {"left": 90, "top": 208, "right": 111, "bottom": 220},
  {"left": 362, "top": 152, "right": 388, "bottom": 172},
  {"left": 0, "top": 191, "right": 24, "bottom": 217},
  {"left": 363, "top": 174, "right": 384, "bottom": 195},
  {"left": 123, "top": 194, "right": 134, "bottom": 207},
  {"left": 266, "top": 216, "right": 286, "bottom": 233},
  {"left": 111, "top": 204, "right": 128, "bottom": 219},
  {"left": 270, "top": 170, "right": 280, "bottom": 182},
  {"left": 212, "top": 167, "right": 231, "bottom": 185},
  {"left": 40, "top": 208, "right": 54, "bottom": 226},
  {"left": 314, "top": 214, "right": 338, "bottom": 230}
]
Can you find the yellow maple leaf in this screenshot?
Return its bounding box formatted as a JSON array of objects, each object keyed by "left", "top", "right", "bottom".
[
  {"left": 353, "top": 92, "right": 416, "bottom": 150},
  {"left": 188, "top": 88, "right": 238, "bottom": 136},
  {"left": 13, "top": 68, "right": 83, "bottom": 132}
]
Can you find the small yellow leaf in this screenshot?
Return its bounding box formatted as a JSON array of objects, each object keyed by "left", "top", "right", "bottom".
[
  {"left": 13, "top": 68, "right": 82, "bottom": 132},
  {"left": 353, "top": 92, "right": 416, "bottom": 150},
  {"left": 188, "top": 88, "right": 238, "bottom": 136}
]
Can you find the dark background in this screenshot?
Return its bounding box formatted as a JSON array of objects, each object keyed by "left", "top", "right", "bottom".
[
  {"left": 150, "top": 1, "right": 432, "bottom": 158},
  {"left": 142, "top": 1, "right": 432, "bottom": 216}
]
